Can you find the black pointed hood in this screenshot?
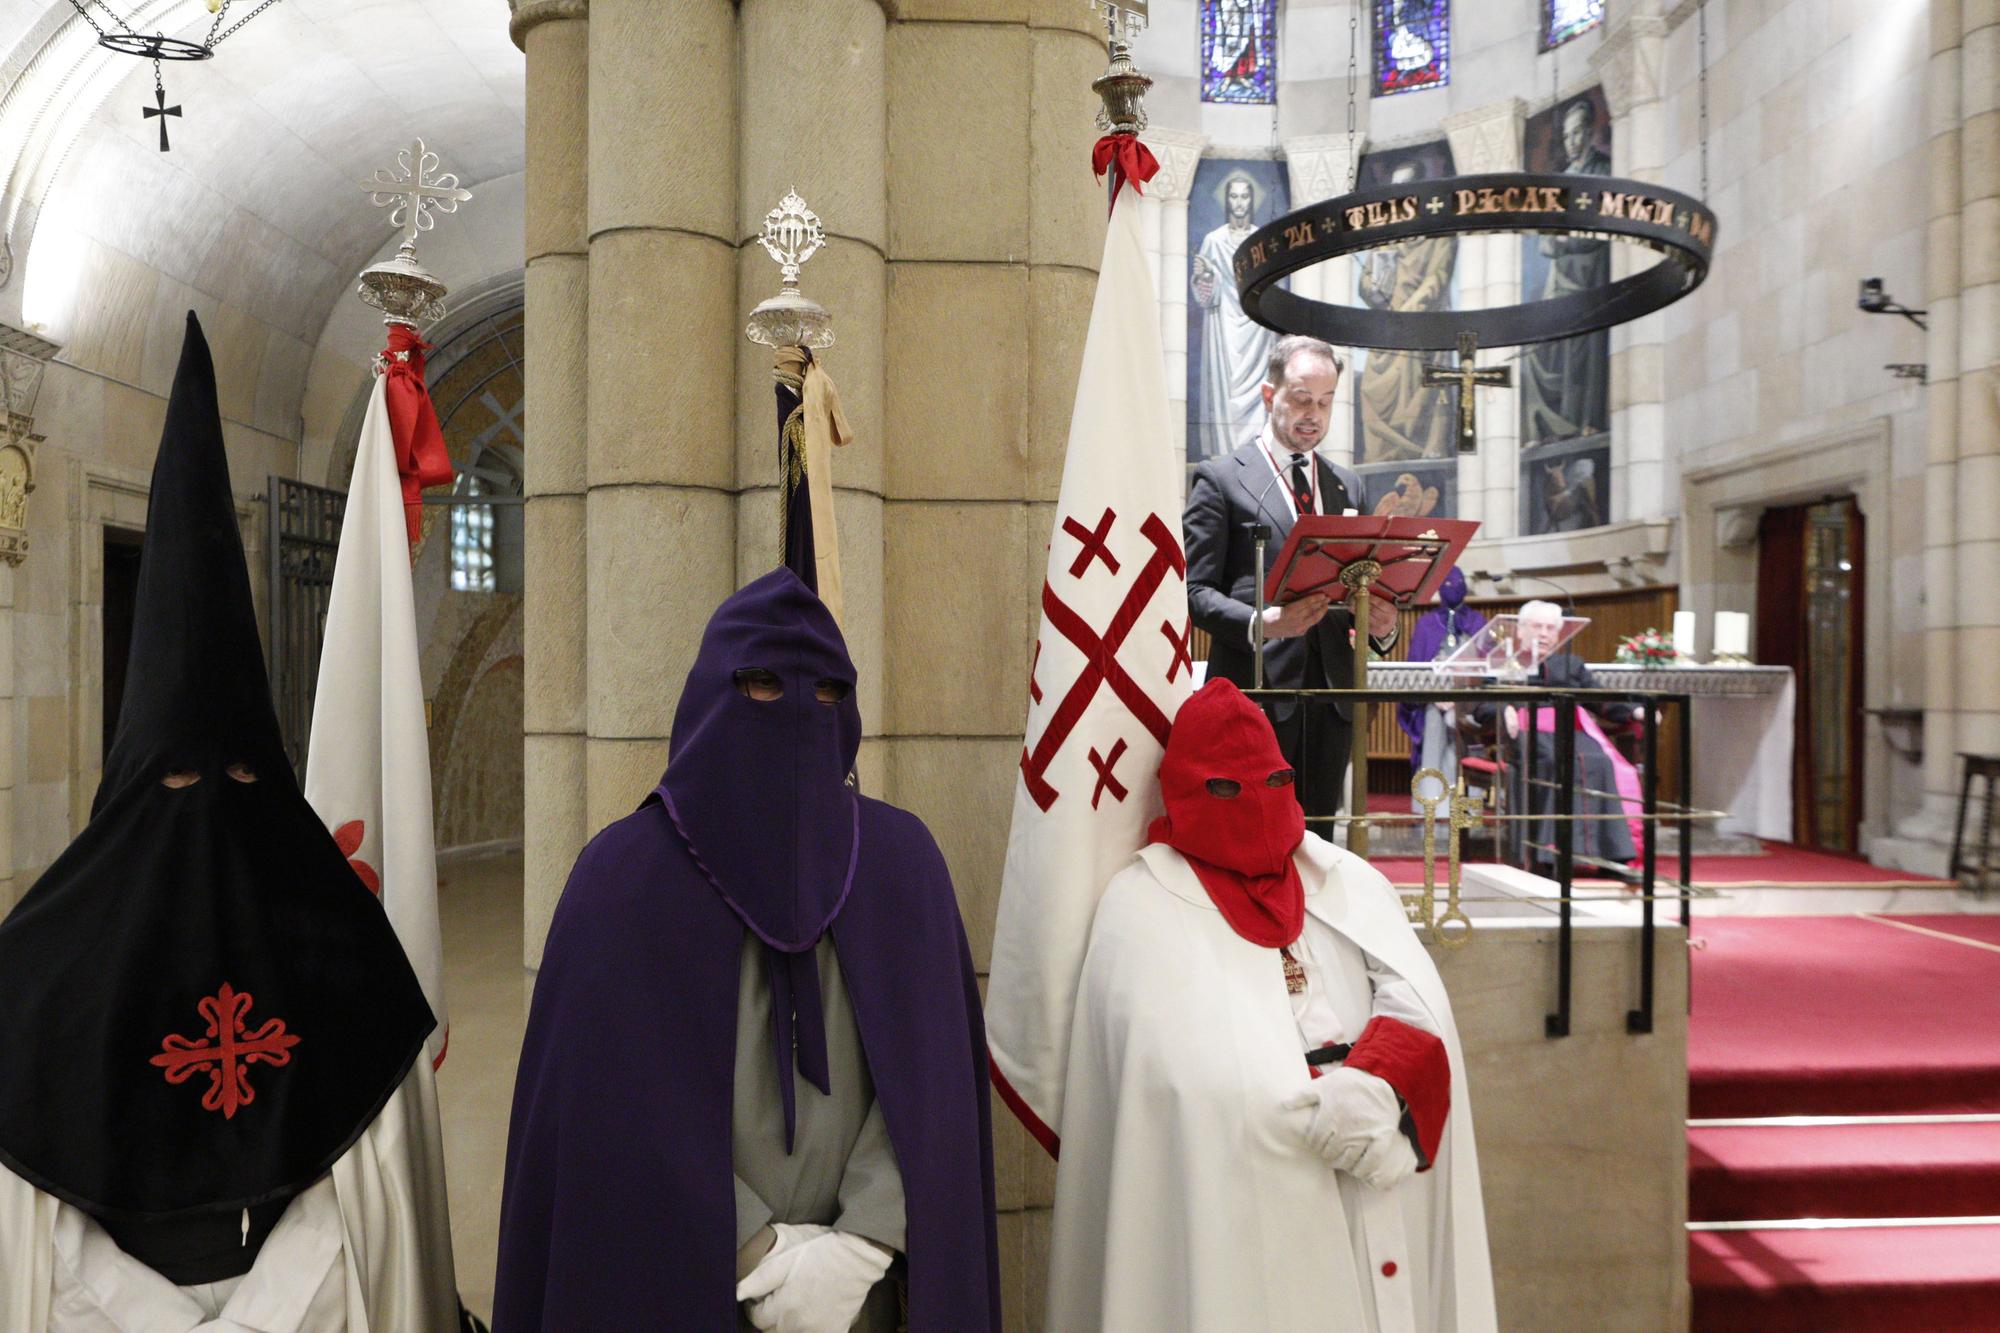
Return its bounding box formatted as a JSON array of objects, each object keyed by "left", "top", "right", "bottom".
[
  {"left": 99, "top": 312, "right": 289, "bottom": 809},
  {"left": 0, "top": 315, "right": 434, "bottom": 1262}
]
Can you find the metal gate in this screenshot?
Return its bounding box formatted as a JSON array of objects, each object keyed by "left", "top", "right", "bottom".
[{"left": 266, "top": 475, "right": 346, "bottom": 776}]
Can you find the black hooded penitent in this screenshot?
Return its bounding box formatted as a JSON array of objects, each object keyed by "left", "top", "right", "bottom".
[{"left": 0, "top": 314, "right": 433, "bottom": 1281}]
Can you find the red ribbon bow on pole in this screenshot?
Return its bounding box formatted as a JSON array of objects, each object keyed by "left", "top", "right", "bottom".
[
  {"left": 1092, "top": 133, "right": 1159, "bottom": 211},
  {"left": 380, "top": 324, "right": 455, "bottom": 547}
]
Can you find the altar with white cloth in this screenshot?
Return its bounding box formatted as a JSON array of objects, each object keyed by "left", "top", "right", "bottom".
[{"left": 1367, "top": 662, "right": 1797, "bottom": 841}]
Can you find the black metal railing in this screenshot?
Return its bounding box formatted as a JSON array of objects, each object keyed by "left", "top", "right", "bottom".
[
  {"left": 265, "top": 475, "right": 346, "bottom": 777},
  {"left": 1243, "top": 684, "right": 1717, "bottom": 1039}
]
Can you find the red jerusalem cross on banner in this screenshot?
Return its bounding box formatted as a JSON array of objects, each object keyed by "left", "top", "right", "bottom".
[
  {"left": 1021, "top": 511, "right": 1185, "bottom": 812},
  {"left": 987, "top": 180, "right": 1192, "bottom": 1155}
]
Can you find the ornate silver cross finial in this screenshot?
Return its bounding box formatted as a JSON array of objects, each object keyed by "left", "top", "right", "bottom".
[
  {"left": 360, "top": 139, "right": 473, "bottom": 250},
  {"left": 355, "top": 139, "right": 473, "bottom": 331},
  {"left": 1088, "top": 0, "right": 1152, "bottom": 133},
  {"left": 747, "top": 190, "right": 834, "bottom": 349},
  {"left": 758, "top": 190, "right": 825, "bottom": 296}
]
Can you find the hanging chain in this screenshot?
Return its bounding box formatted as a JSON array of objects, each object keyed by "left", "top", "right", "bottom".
[
  {"left": 1697, "top": 1, "right": 1711, "bottom": 200},
  {"left": 1345, "top": 1, "right": 1360, "bottom": 189},
  {"left": 153, "top": 54, "right": 164, "bottom": 98},
  {"left": 67, "top": 0, "right": 132, "bottom": 39},
  {"left": 210, "top": 0, "right": 282, "bottom": 46}
]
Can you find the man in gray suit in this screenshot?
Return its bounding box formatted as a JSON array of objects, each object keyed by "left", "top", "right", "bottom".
[{"left": 1184, "top": 334, "right": 1399, "bottom": 824}]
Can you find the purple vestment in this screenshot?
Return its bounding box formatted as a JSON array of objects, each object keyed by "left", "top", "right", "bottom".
[
  {"left": 1397, "top": 568, "right": 1487, "bottom": 765},
  {"left": 493, "top": 570, "right": 1000, "bottom": 1329}
]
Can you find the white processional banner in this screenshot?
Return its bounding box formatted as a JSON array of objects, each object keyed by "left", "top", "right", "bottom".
[
  {"left": 985, "top": 188, "right": 1192, "bottom": 1153},
  {"left": 305, "top": 375, "right": 449, "bottom": 1067}
]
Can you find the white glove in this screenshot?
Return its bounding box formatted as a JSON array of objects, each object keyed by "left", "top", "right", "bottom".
[
  {"left": 736, "top": 1227, "right": 893, "bottom": 1333},
  {"left": 1282, "top": 1067, "right": 1420, "bottom": 1192},
  {"left": 738, "top": 1221, "right": 829, "bottom": 1282}
]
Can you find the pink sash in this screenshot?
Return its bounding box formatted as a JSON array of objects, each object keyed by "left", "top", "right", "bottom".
[{"left": 1527, "top": 704, "right": 1645, "bottom": 855}]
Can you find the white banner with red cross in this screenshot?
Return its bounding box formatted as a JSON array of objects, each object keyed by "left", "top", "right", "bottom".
[
  {"left": 986, "top": 178, "right": 1192, "bottom": 1154},
  {"left": 304, "top": 367, "right": 449, "bottom": 1069}
]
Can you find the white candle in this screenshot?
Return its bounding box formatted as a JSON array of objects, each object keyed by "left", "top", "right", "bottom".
[
  {"left": 1672, "top": 611, "right": 1696, "bottom": 658},
  {"left": 1714, "top": 611, "right": 1749, "bottom": 658}
]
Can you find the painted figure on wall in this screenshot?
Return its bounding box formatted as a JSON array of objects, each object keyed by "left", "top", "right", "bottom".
[
  {"left": 1354, "top": 143, "right": 1458, "bottom": 467},
  {"left": 1526, "top": 449, "right": 1608, "bottom": 532},
  {"left": 1188, "top": 160, "right": 1288, "bottom": 464},
  {"left": 1519, "top": 90, "right": 1612, "bottom": 446}
]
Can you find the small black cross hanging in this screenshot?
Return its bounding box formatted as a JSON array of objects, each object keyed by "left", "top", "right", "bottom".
[
  {"left": 143, "top": 63, "right": 181, "bottom": 152},
  {"left": 1421, "top": 331, "right": 1513, "bottom": 455}
]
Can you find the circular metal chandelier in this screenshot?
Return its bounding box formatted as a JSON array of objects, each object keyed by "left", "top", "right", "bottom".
[
  {"left": 67, "top": 0, "right": 285, "bottom": 151},
  {"left": 1233, "top": 170, "right": 1716, "bottom": 351}
]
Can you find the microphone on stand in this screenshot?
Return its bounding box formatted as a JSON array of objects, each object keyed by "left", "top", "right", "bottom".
[{"left": 1497, "top": 573, "right": 1575, "bottom": 613}]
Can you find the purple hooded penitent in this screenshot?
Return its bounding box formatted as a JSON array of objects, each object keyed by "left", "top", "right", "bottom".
[
  {"left": 1398, "top": 567, "right": 1487, "bottom": 761},
  {"left": 493, "top": 569, "right": 1000, "bottom": 1329}
]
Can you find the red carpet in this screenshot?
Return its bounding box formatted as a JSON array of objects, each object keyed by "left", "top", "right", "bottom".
[
  {"left": 1688, "top": 916, "right": 2000, "bottom": 1118},
  {"left": 1887, "top": 914, "right": 2000, "bottom": 947},
  {"left": 1689, "top": 1122, "right": 2000, "bottom": 1221},
  {"left": 1689, "top": 916, "right": 2000, "bottom": 1329},
  {"left": 1691, "top": 1226, "right": 2000, "bottom": 1332}
]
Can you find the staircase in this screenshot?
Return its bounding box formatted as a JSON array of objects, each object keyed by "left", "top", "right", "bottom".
[{"left": 1686, "top": 916, "right": 2000, "bottom": 1330}]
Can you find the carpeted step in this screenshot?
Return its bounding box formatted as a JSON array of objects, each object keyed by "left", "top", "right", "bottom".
[
  {"left": 1689, "top": 916, "right": 2000, "bottom": 1118},
  {"left": 1689, "top": 1121, "right": 2000, "bottom": 1222},
  {"left": 1690, "top": 1224, "right": 2000, "bottom": 1331}
]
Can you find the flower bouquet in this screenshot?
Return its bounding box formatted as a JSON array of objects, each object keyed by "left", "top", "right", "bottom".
[{"left": 1614, "top": 627, "right": 1680, "bottom": 666}]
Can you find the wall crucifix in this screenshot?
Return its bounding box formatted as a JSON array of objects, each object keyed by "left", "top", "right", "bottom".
[{"left": 1422, "top": 331, "right": 1513, "bottom": 454}]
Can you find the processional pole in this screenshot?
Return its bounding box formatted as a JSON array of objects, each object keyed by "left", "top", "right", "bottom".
[{"left": 746, "top": 190, "right": 851, "bottom": 629}]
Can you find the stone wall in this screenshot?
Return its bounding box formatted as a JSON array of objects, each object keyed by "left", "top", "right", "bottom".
[
  {"left": 509, "top": 4, "right": 1106, "bottom": 1315},
  {"left": 1436, "top": 918, "right": 1691, "bottom": 1330}
]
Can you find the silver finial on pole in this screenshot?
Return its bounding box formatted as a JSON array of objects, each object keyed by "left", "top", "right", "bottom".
[
  {"left": 747, "top": 189, "right": 834, "bottom": 349},
  {"left": 1088, "top": 0, "right": 1152, "bottom": 133},
  {"left": 355, "top": 139, "right": 474, "bottom": 329}
]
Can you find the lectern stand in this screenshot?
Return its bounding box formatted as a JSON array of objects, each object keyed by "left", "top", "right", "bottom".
[{"left": 1257, "top": 515, "right": 1478, "bottom": 854}]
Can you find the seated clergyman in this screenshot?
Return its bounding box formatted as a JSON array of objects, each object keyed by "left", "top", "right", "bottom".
[
  {"left": 494, "top": 569, "right": 1000, "bottom": 1331},
  {"left": 1046, "top": 679, "right": 1498, "bottom": 1332}
]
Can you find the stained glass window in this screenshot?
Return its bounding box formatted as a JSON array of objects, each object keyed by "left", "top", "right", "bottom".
[
  {"left": 1201, "top": 0, "right": 1277, "bottom": 105},
  {"left": 450, "top": 476, "right": 495, "bottom": 593},
  {"left": 1541, "top": 0, "right": 1604, "bottom": 51},
  {"left": 1374, "top": 0, "right": 1450, "bottom": 98}
]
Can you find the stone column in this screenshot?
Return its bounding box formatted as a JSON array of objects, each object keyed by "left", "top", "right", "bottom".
[
  {"left": 1442, "top": 99, "right": 1525, "bottom": 536},
  {"left": 881, "top": 7, "right": 1101, "bottom": 1315},
  {"left": 1884, "top": 0, "right": 2000, "bottom": 872},
  {"left": 1911, "top": 4, "right": 1969, "bottom": 856},
  {"left": 736, "top": 0, "right": 890, "bottom": 788},
  {"left": 511, "top": 0, "right": 589, "bottom": 974},
  {"left": 1281, "top": 133, "right": 1364, "bottom": 469},
  {"left": 582, "top": 0, "right": 740, "bottom": 840},
  {"left": 1141, "top": 128, "right": 1206, "bottom": 481},
  {"left": 1594, "top": 14, "right": 1671, "bottom": 524},
  {"left": 1952, "top": 1, "right": 2000, "bottom": 757}
]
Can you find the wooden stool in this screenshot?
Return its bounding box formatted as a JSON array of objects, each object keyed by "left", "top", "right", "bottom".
[{"left": 1949, "top": 754, "right": 2000, "bottom": 898}]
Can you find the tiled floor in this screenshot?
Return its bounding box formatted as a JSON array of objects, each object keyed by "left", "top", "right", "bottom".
[{"left": 432, "top": 846, "right": 527, "bottom": 1322}]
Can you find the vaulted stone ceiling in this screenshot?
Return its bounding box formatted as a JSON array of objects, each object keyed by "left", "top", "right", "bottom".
[{"left": 0, "top": 0, "right": 521, "bottom": 437}]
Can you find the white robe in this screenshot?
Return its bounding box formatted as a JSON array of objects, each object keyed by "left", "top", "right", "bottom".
[
  {"left": 0, "top": 1062, "right": 459, "bottom": 1333},
  {"left": 1046, "top": 833, "right": 1496, "bottom": 1332}
]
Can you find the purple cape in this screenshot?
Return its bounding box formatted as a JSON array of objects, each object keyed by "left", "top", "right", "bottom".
[
  {"left": 494, "top": 572, "right": 1000, "bottom": 1329},
  {"left": 1397, "top": 600, "right": 1487, "bottom": 763}
]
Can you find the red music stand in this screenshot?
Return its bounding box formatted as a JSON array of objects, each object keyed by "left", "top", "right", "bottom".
[{"left": 1257, "top": 515, "right": 1480, "bottom": 854}]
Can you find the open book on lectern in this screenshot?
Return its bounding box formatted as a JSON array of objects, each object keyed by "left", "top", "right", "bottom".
[{"left": 1261, "top": 515, "right": 1479, "bottom": 611}]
